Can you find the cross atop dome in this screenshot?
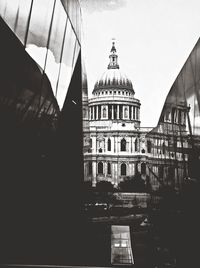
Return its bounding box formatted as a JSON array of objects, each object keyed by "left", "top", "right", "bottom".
[{"left": 108, "top": 40, "right": 119, "bottom": 69}]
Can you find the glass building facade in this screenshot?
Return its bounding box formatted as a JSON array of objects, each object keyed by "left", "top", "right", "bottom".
[
  {"left": 0, "top": 0, "right": 81, "bottom": 110},
  {"left": 146, "top": 38, "right": 200, "bottom": 191},
  {"left": 146, "top": 38, "right": 200, "bottom": 268},
  {"left": 0, "top": 0, "right": 90, "bottom": 265}
]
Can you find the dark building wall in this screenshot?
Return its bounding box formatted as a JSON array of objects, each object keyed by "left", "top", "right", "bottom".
[{"left": 0, "top": 0, "right": 88, "bottom": 265}]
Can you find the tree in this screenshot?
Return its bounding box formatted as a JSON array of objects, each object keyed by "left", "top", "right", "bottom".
[
  {"left": 96, "top": 181, "right": 114, "bottom": 192},
  {"left": 95, "top": 181, "right": 116, "bottom": 210},
  {"left": 119, "top": 173, "right": 146, "bottom": 192}
]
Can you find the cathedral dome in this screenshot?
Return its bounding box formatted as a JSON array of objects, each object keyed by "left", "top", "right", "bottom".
[
  {"left": 92, "top": 41, "right": 134, "bottom": 94},
  {"left": 93, "top": 68, "right": 134, "bottom": 92}
]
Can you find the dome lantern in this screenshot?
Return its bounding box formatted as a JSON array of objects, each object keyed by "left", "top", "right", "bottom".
[{"left": 108, "top": 41, "right": 119, "bottom": 69}]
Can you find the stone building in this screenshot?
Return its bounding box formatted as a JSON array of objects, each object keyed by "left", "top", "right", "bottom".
[
  {"left": 84, "top": 42, "right": 190, "bottom": 192},
  {"left": 84, "top": 42, "right": 142, "bottom": 187}
]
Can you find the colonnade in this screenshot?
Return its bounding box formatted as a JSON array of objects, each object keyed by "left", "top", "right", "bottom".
[{"left": 89, "top": 104, "right": 140, "bottom": 120}]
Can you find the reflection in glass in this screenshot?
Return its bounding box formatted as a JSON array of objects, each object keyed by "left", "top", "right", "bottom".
[{"left": 1, "top": 0, "right": 82, "bottom": 110}]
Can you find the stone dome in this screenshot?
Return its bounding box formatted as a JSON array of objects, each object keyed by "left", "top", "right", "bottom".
[{"left": 93, "top": 68, "right": 134, "bottom": 92}]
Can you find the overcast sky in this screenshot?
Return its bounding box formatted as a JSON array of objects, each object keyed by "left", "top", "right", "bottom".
[{"left": 80, "top": 0, "right": 200, "bottom": 127}]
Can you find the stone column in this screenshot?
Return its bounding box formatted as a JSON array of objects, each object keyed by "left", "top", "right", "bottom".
[
  {"left": 111, "top": 105, "right": 114, "bottom": 119},
  {"left": 92, "top": 106, "right": 95, "bottom": 120},
  {"left": 132, "top": 163, "right": 135, "bottom": 176},
  {"left": 92, "top": 161, "right": 97, "bottom": 187},
  {"left": 117, "top": 162, "right": 121, "bottom": 179},
  {"left": 89, "top": 107, "right": 91, "bottom": 120},
  {"left": 122, "top": 106, "right": 126, "bottom": 119},
  {"left": 106, "top": 105, "right": 109, "bottom": 119},
  {"left": 90, "top": 106, "right": 93, "bottom": 120},
  {"left": 127, "top": 106, "right": 130, "bottom": 119},
  {"left": 129, "top": 137, "right": 131, "bottom": 153},
  {"left": 112, "top": 163, "right": 116, "bottom": 187},
  {"left": 130, "top": 137, "right": 132, "bottom": 153},
  {"left": 93, "top": 137, "right": 96, "bottom": 153},
  {"left": 115, "top": 163, "right": 119, "bottom": 185},
  {"left": 117, "top": 105, "right": 119, "bottom": 119},
  {"left": 131, "top": 106, "right": 134, "bottom": 120},
  {"left": 104, "top": 162, "right": 107, "bottom": 178},
  {"left": 101, "top": 105, "right": 103, "bottom": 119},
  {"left": 96, "top": 105, "right": 98, "bottom": 120}
]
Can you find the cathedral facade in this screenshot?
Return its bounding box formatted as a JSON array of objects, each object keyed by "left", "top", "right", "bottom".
[{"left": 84, "top": 42, "right": 189, "bottom": 191}]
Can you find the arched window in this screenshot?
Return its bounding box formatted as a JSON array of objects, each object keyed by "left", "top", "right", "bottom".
[
  {"left": 142, "top": 149, "right": 145, "bottom": 154},
  {"left": 141, "top": 162, "right": 146, "bottom": 175},
  {"left": 147, "top": 140, "right": 151, "bottom": 153},
  {"left": 107, "top": 162, "right": 111, "bottom": 175},
  {"left": 89, "top": 138, "right": 92, "bottom": 148},
  {"left": 88, "top": 162, "right": 92, "bottom": 175},
  {"left": 121, "top": 163, "right": 127, "bottom": 176},
  {"left": 107, "top": 138, "right": 111, "bottom": 151},
  {"left": 135, "top": 138, "right": 138, "bottom": 152},
  {"left": 121, "top": 138, "right": 126, "bottom": 151},
  {"left": 98, "top": 162, "right": 103, "bottom": 174}
]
